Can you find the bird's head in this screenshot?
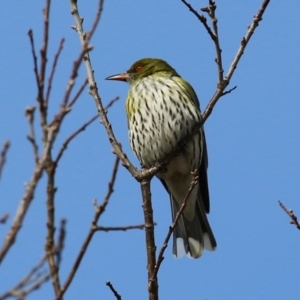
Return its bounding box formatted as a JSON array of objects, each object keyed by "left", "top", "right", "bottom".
[{"left": 106, "top": 58, "right": 179, "bottom": 85}]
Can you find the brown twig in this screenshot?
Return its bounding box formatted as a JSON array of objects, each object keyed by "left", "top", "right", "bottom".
[
  {"left": 0, "top": 129, "right": 54, "bottom": 264},
  {"left": 40, "top": 0, "right": 51, "bottom": 96},
  {"left": 140, "top": 178, "right": 158, "bottom": 300},
  {"left": 45, "top": 38, "right": 65, "bottom": 105},
  {"left": 28, "top": 0, "right": 51, "bottom": 145},
  {"left": 25, "top": 106, "right": 39, "bottom": 164},
  {"left": 181, "top": 0, "right": 270, "bottom": 125},
  {"left": 181, "top": 0, "right": 215, "bottom": 41},
  {"left": 151, "top": 171, "right": 199, "bottom": 282},
  {"left": 104, "top": 96, "right": 120, "bottom": 112},
  {"left": 201, "top": 1, "right": 224, "bottom": 82},
  {"left": 0, "top": 256, "right": 49, "bottom": 300},
  {"left": 221, "top": 86, "right": 237, "bottom": 96},
  {"left": 0, "top": 140, "right": 10, "bottom": 181},
  {"left": 0, "top": 214, "right": 9, "bottom": 224},
  {"left": 55, "top": 114, "right": 98, "bottom": 164},
  {"left": 43, "top": 45, "right": 96, "bottom": 298},
  {"left": 69, "top": 0, "right": 138, "bottom": 178},
  {"left": 106, "top": 281, "right": 122, "bottom": 300},
  {"left": 225, "top": 0, "right": 270, "bottom": 82},
  {"left": 95, "top": 223, "right": 152, "bottom": 232},
  {"left": 61, "top": 45, "right": 93, "bottom": 109},
  {"left": 68, "top": 78, "right": 88, "bottom": 107},
  {"left": 28, "top": 29, "right": 46, "bottom": 128},
  {"left": 54, "top": 219, "right": 67, "bottom": 270},
  {"left": 55, "top": 96, "right": 119, "bottom": 165},
  {"left": 279, "top": 201, "right": 300, "bottom": 230},
  {"left": 183, "top": 0, "right": 271, "bottom": 128},
  {"left": 45, "top": 154, "right": 61, "bottom": 296},
  {"left": 0, "top": 218, "right": 66, "bottom": 299},
  {"left": 56, "top": 157, "right": 120, "bottom": 300}
]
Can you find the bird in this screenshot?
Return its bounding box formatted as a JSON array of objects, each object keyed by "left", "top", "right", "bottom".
[{"left": 106, "top": 58, "right": 216, "bottom": 258}]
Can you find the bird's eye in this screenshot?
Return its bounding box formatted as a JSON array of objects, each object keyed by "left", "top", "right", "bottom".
[{"left": 136, "top": 65, "right": 143, "bottom": 72}]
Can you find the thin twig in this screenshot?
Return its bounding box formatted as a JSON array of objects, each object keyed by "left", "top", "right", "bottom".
[
  {"left": 0, "top": 140, "right": 10, "bottom": 181},
  {"left": 40, "top": 0, "right": 51, "bottom": 94},
  {"left": 0, "top": 214, "right": 9, "bottom": 224},
  {"left": 0, "top": 218, "right": 66, "bottom": 299},
  {"left": 152, "top": 171, "right": 199, "bottom": 281},
  {"left": 201, "top": 1, "right": 224, "bottom": 82},
  {"left": 95, "top": 223, "right": 150, "bottom": 232},
  {"left": 25, "top": 106, "right": 39, "bottom": 164},
  {"left": 225, "top": 0, "right": 270, "bottom": 82},
  {"left": 106, "top": 281, "right": 122, "bottom": 300},
  {"left": 55, "top": 96, "right": 119, "bottom": 165},
  {"left": 104, "top": 96, "right": 120, "bottom": 112},
  {"left": 279, "top": 201, "right": 300, "bottom": 230},
  {"left": 56, "top": 157, "right": 120, "bottom": 300},
  {"left": 61, "top": 45, "right": 93, "bottom": 108},
  {"left": 68, "top": 78, "right": 88, "bottom": 107},
  {"left": 221, "top": 85, "right": 237, "bottom": 96},
  {"left": 181, "top": 0, "right": 215, "bottom": 41},
  {"left": 55, "top": 114, "right": 98, "bottom": 164},
  {"left": 0, "top": 128, "right": 54, "bottom": 264},
  {"left": 27, "top": 29, "right": 44, "bottom": 116},
  {"left": 45, "top": 38, "right": 65, "bottom": 105}
]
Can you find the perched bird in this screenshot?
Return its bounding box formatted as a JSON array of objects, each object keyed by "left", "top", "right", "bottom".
[{"left": 106, "top": 58, "right": 216, "bottom": 258}]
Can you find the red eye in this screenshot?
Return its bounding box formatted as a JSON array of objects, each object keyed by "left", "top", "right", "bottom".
[{"left": 136, "top": 65, "right": 143, "bottom": 72}]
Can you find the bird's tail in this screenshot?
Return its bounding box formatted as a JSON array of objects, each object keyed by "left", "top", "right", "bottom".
[{"left": 171, "top": 196, "right": 217, "bottom": 259}]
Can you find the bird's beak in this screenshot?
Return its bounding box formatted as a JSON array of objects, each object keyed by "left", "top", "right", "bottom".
[{"left": 105, "top": 72, "right": 130, "bottom": 82}]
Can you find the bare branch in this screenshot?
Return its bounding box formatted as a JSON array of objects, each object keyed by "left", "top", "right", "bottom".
[
  {"left": 61, "top": 45, "right": 93, "bottom": 108},
  {"left": 56, "top": 157, "right": 120, "bottom": 300},
  {"left": 180, "top": 0, "right": 270, "bottom": 125},
  {"left": 0, "top": 140, "right": 10, "bottom": 181},
  {"left": 45, "top": 38, "right": 65, "bottom": 105},
  {"left": 106, "top": 281, "right": 122, "bottom": 300},
  {"left": 55, "top": 114, "right": 97, "bottom": 165},
  {"left": 25, "top": 106, "right": 39, "bottom": 164},
  {"left": 0, "top": 214, "right": 9, "bottom": 224},
  {"left": 69, "top": 0, "right": 138, "bottom": 178},
  {"left": 28, "top": 29, "right": 43, "bottom": 105},
  {"left": 0, "top": 254, "right": 49, "bottom": 300},
  {"left": 68, "top": 78, "right": 88, "bottom": 107},
  {"left": 103, "top": 96, "right": 120, "bottom": 112},
  {"left": 152, "top": 171, "right": 199, "bottom": 281},
  {"left": 95, "top": 223, "right": 151, "bottom": 232},
  {"left": 0, "top": 128, "right": 54, "bottom": 263},
  {"left": 45, "top": 159, "right": 61, "bottom": 296},
  {"left": 55, "top": 96, "right": 119, "bottom": 165},
  {"left": 181, "top": 0, "right": 215, "bottom": 41},
  {"left": 28, "top": 28, "right": 48, "bottom": 145},
  {"left": 0, "top": 218, "right": 66, "bottom": 299},
  {"left": 140, "top": 178, "right": 158, "bottom": 300},
  {"left": 279, "top": 201, "right": 300, "bottom": 231},
  {"left": 40, "top": 0, "right": 51, "bottom": 92},
  {"left": 221, "top": 85, "right": 237, "bottom": 96},
  {"left": 225, "top": 0, "right": 271, "bottom": 82},
  {"left": 201, "top": 0, "right": 224, "bottom": 82}
]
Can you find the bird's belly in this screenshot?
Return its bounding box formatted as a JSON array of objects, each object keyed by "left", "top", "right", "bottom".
[{"left": 128, "top": 77, "right": 202, "bottom": 169}]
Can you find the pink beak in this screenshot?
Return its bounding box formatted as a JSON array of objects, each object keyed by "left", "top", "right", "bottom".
[{"left": 105, "top": 72, "right": 130, "bottom": 82}]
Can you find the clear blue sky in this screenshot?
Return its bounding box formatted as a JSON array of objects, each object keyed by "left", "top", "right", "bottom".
[{"left": 1, "top": 0, "right": 300, "bottom": 299}]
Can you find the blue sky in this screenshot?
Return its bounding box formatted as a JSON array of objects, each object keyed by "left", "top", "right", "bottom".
[{"left": 0, "top": 0, "right": 300, "bottom": 299}]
